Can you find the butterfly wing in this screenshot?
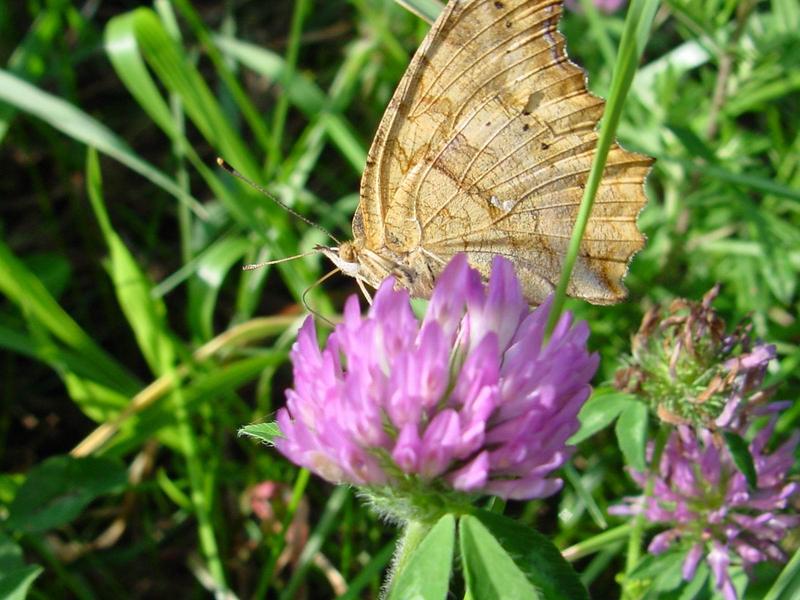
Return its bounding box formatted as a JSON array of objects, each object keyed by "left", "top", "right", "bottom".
[{"left": 357, "top": 0, "right": 652, "bottom": 304}]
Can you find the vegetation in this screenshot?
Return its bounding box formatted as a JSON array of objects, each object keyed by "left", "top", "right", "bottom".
[{"left": 1, "top": 0, "right": 798, "bottom": 597}]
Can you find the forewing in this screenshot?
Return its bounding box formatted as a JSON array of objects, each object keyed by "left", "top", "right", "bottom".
[{"left": 359, "top": 0, "right": 652, "bottom": 304}]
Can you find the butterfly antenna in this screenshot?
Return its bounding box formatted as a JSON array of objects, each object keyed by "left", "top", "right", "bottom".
[
  {"left": 216, "top": 158, "right": 341, "bottom": 245},
  {"left": 302, "top": 268, "right": 342, "bottom": 328},
  {"left": 243, "top": 249, "right": 320, "bottom": 271}
]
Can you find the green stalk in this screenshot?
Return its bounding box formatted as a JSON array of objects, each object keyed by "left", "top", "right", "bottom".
[
  {"left": 255, "top": 467, "right": 311, "bottom": 596},
  {"left": 384, "top": 519, "right": 435, "bottom": 596},
  {"left": 577, "top": 0, "right": 618, "bottom": 69},
  {"left": 169, "top": 370, "right": 228, "bottom": 591},
  {"left": 267, "top": 0, "right": 312, "bottom": 176},
  {"left": 393, "top": 0, "right": 444, "bottom": 24},
  {"left": 562, "top": 524, "right": 632, "bottom": 562},
  {"left": 159, "top": 4, "right": 193, "bottom": 265},
  {"left": 169, "top": 0, "right": 272, "bottom": 155},
  {"left": 546, "top": 0, "right": 660, "bottom": 334},
  {"left": 621, "top": 426, "right": 668, "bottom": 600}
]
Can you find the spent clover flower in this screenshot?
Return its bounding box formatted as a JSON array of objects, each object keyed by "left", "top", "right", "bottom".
[
  {"left": 611, "top": 416, "right": 800, "bottom": 600},
  {"left": 615, "top": 285, "right": 776, "bottom": 432},
  {"left": 274, "top": 254, "right": 598, "bottom": 520}
]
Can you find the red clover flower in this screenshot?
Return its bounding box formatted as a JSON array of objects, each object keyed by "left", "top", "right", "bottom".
[
  {"left": 275, "top": 254, "right": 598, "bottom": 519},
  {"left": 612, "top": 415, "right": 800, "bottom": 600}
]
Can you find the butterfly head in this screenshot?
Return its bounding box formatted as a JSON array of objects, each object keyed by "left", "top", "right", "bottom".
[{"left": 316, "top": 242, "right": 362, "bottom": 277}]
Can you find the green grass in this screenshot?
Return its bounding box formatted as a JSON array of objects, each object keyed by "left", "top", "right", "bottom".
[{"left": 1, "top": 0, "right": 798, "bottom": 598}]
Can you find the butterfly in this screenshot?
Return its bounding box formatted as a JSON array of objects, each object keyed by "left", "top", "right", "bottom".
[{"left": 319, "top": 0, "right": 652, "bottom": 305}]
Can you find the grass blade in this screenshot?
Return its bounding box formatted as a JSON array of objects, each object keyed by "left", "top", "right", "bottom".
[
  {"left": 393, "top": 0, "right": 444, "bottom": 23},
  {"left": 0, "top": 236, "right": 139, "bottom": 395},
  {"left": 86, "top": 149, "right": 178, "bottom": 375},
  {"left": 0, "top": 69, "right": 207, "bottom": 218},
  {"left": 214, "top": 34, "right": 368, "bottom": 172}
]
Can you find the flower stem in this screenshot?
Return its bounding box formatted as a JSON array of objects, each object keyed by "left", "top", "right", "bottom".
[
  {"left": 621, "top": 426, "right": 668, "bottom": 599},
  {"left": 172, "top": 376, "right": 227, "bottom": 591},
  {"left": 562, "top": 524, "right": 633, "bottom": 562},
  {"left": 546, "top": 0, "right": 660, "bottom": 334},
  {"left": 384, "top": 519, "right": 434, "bottom": 597}
]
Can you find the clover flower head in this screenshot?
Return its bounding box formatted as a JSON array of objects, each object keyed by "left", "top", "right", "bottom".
[
  {"left": 615, "top": 285, "right": 776, "bottom": 431},
  {"left": 275, "top": 254, "right": 598, "bottom": 517},
  {"left": 612, "top": 417, "right": 800, "bottom": 600}
]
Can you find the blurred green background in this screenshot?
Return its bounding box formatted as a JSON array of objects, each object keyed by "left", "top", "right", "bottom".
[{"left": 0, "top": 0, "right": 798, "bottom": 597}]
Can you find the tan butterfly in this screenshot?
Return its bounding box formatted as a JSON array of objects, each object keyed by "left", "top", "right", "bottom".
[
  {"left": 315, "top": 0, "right": 651, "bottom": 305},
  {"left": 227, "top": 0, "right": 649, "bottom": 306}
]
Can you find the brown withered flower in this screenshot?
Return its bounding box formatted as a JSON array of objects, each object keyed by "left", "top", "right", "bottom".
[{"left": 615, "top": 285, "right": 776, "bottom": 431}]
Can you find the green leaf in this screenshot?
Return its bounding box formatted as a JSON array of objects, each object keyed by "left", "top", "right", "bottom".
[
  {"left": 773, "top": 0, "right": 800, "bottom": 32},
  {"left": 6, "top": 455, "right": 127, "bottom": 533},
  {"left": 128, "top": 9, "right": 260, "bottom": 182},
  {"left": 21, "top": 254, "right": 72, "bottom": 300},
  {"left": 108, "top": 351, "right": 286, "bottom": 456},
  {"left": 723, "top": 431, "right": 757, "bottom": 490},
  {"left": 569, "top": 389, "right": 637, "bottom": 444},
  {"left": 563, "top": 464, "right": 607, "bottom": 529},
  {"left": 0, "top": 4, "right": 71, "bottom": 142},
  {"left": 0, "top": 474, "right": 24, "bottom": 507},
  {"left": 388, "top": 515, "right": 454, "bottom": 600},
  {"left": 725, "top": 69, "right": 800, "bottom": 117},
  {"left": 187, "top": 236, "right": 250, "bottom": 341},
  {"left": 0, "top": 532, "right": 43, "bottom": 600},
  {"left": 615, "top": 402, "right": 648, "bottom": 471},
  {"left": 63, "top": 372, "right": 132, "bottom": 423},
  {"left": 105, "top": 12, "right": 261, "bottom": 227},
  {"left": 463, "top": 510, "right": 589, "bottom": 600},
  {"left": 213, "top": 34, "right": 368, "bottom": 173},
  {"left": 0, "top": 69, "right": 205, "bottom": 217},
  {"left": 764, "top": 545, "right": 800, "bottom": 600},
  {"left": 641, "top": 153, "right": 800, "bottom": 203},
  {"left": 627, "top": 548, "right": 685, "bottom": 592},
  {"left": 393, "top": 0, "right": 444, "bottom": 24},
  {"left": 460, "top": 514, "right": 540, "bottom": 599},
  {"left": 0, "top": 566, "right": 43, "bottom": 600},
  {"left": 631, "top": 39, "right": 710, "bottom": 110},
  {"left": 168, "top": 0, "right": 273, "bottom": 157},
  {"left": 0, "top": 320, "right": 130, "bottom": 423},
  {"left": 104, "top": 12, "right": 177, "bottom": 138},
  {"left": 576, "top": 0, "right": 617, "bottom": 69},
  {"left": 0, "top": 532, "right": 27, "bottom": 573},
  {"left": 239, "top": 422, "right": 284, "bottom": 445},
  {"left": 86, "top": 149, "right": 178, "bottom": 376},
  {"left": 337, "top": 542, "right": 395, "bottom": 600},
  {"left": 0, "top": 237, "right": 140, "bottom": 396},
  {"left": 113, "top": 8, "right": 323, "bottom": 305}
]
